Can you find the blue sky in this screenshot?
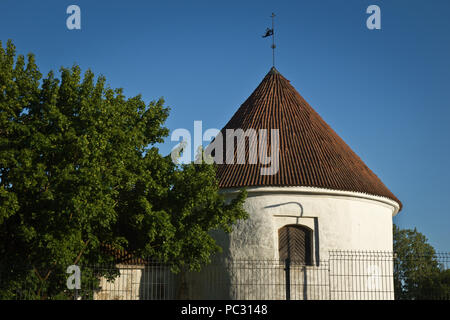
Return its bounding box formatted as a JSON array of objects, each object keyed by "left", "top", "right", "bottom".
[{"left": 1, "top": 0, "right": 449, "bottom": 252}]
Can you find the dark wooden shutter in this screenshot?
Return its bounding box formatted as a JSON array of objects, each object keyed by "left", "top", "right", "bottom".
[{"left": 278, "top": 225, "right": 312, "bottom": 265}]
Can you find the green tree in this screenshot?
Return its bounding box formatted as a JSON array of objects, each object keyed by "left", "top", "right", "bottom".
[
  {"left": 0, "top": 40, "right": 247, "bottom": 299},
  {"left": 393, "top": 224, "right": 448, "bottom": 299}
]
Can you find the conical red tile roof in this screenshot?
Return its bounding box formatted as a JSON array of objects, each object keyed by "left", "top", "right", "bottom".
[{"left": 214, "top": 67, "right": 401, "bottom": 209}]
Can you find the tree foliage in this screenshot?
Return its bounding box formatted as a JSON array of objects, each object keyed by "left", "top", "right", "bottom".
[
  {"left": 0, "top": 40, "right": 247, "bottom": 299},
  {"left": 393, "top": 224, "right": 449, "bottom": 300}
]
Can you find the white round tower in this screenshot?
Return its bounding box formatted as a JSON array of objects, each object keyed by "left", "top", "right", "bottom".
[{"left": 186, "top": 67, "right": 402, "bottom": 300}]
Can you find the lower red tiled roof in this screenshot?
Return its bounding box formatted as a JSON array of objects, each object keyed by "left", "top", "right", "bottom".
[{"left": 102, "top": 244, "right": 149, "bottom": 265}]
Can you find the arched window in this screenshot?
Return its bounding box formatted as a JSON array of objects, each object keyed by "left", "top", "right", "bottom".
[{"left": 278, "top": 225, "right": 313, "bottom": 265}]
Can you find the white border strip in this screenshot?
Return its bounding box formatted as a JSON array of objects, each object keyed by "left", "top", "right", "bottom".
[{"left": 220, "top": 186, "right": 401, "bottom": 216}]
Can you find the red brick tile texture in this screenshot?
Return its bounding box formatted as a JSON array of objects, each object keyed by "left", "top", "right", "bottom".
[{"left": 214, "top": 67, "right": 402, "bottom": 210}]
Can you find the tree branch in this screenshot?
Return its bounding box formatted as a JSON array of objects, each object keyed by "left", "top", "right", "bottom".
[{"left": 73, "top": 239, "right": 91, "bottom": 265}]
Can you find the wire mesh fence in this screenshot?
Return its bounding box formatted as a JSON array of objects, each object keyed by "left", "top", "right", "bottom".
[
  {"left": 329, "top": 251, "right": 397, "bottom": 299},
  {"left": 1, "top": 251, "right": 449, "bottom": 300}
]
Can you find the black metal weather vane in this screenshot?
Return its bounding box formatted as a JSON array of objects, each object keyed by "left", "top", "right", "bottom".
[{"left": 262, "top": 13, "right": 276, "bottom": 67}]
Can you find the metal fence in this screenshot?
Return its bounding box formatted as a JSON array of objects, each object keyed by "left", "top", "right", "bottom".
[{"left": 1, "top": 251, "right": 449, "bottom": 300}]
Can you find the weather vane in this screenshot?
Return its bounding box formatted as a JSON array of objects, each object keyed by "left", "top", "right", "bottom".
[{"left": 262, "top": 12, "right": 276, "bottom": 67}]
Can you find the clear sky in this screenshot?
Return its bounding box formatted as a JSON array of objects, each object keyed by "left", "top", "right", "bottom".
[{"left": 1, "top": 0, "right": 449, "bottom": 252}]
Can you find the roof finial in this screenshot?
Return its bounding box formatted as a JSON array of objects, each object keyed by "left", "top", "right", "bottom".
[
  {"left": 271, "top": 12, "right": 276, "bottom": 67},
  {"left": 262, "top": 12, "right": 276, "bottom": 68}
]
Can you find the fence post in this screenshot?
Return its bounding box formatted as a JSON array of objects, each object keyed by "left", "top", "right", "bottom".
[
  {"left": 284, "top": 258, "right": 291, "bottom": 300},
  {"left": 328, "top": 252, "right": 333, "bottom": 300}
]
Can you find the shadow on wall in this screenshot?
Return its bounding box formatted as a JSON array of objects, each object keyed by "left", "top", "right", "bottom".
[
  {"left": 134, "top": 259, "right": 234, "bottom": 300},
  {"left": 265, "top": 201, "right": 304, "bottom": 217},
  {"left": 181, "top": 255, "right": 233, "bottom": 299},
  {"left": 137, "top": 265, "right": 178, "bottom": 300}
]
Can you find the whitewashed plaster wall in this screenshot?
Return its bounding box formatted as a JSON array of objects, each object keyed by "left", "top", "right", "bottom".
[
  {"left": 94, "top": 187, "right": 400, "bottom": 300},
  {"left": 216, "top": 187, "right": 400, "bottom": 262},
  {"left": 182, "top": 187, "right": 400, "bottom": 300}
]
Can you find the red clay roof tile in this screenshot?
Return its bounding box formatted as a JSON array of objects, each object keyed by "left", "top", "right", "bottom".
[{"left": 214, "top": 67, "right": 402, "bottom": 210}]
